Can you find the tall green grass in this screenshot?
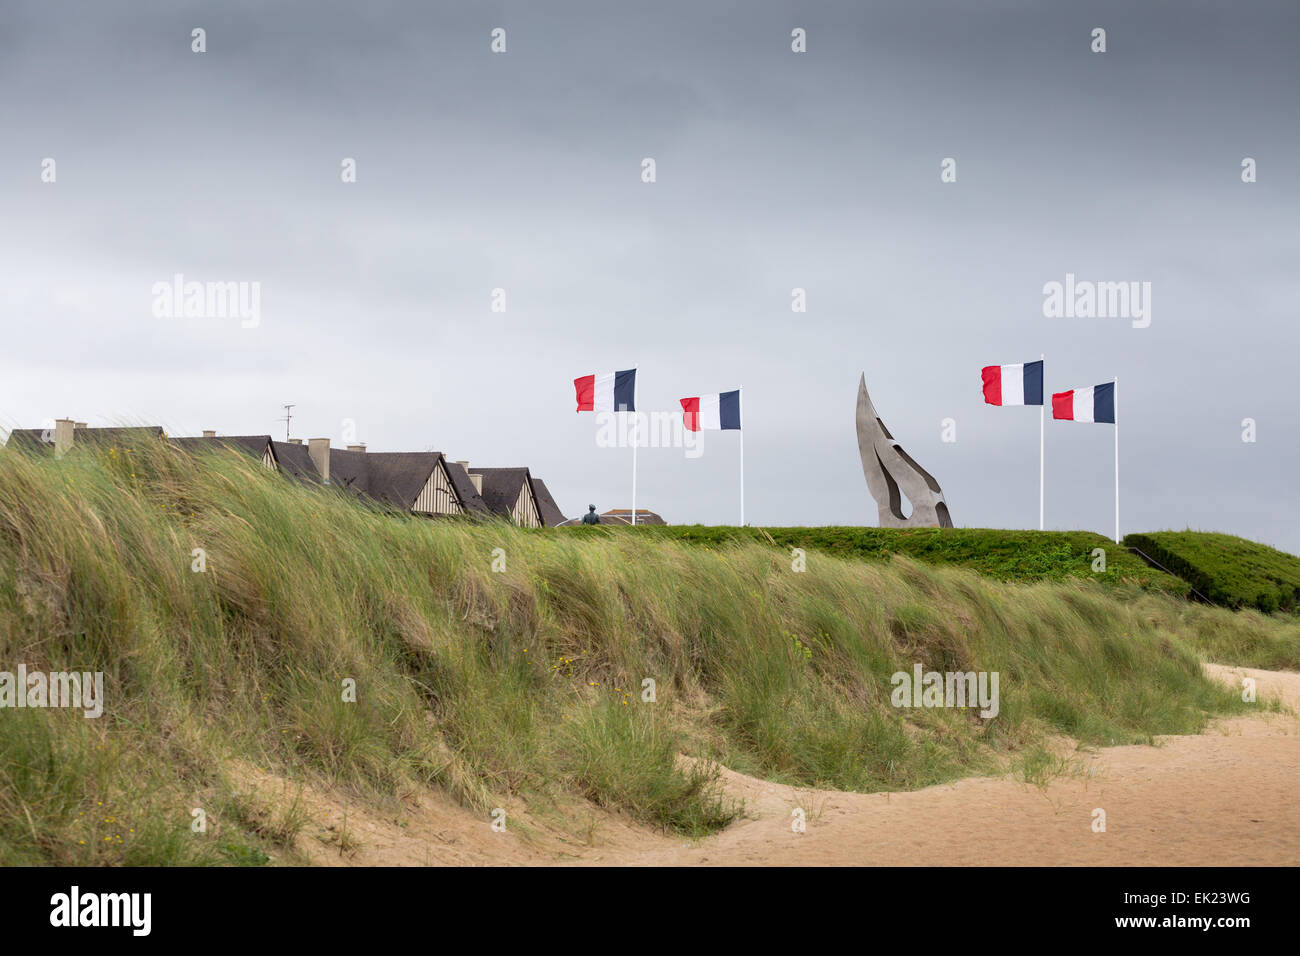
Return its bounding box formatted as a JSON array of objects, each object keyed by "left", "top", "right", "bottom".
[{"left": 0, "top": 438, "right": 1283, "bottom": 865}]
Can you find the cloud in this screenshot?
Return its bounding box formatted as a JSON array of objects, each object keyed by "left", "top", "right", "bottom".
[{"left": 1, "top": 0, "right": 1296, "bottom": 547}]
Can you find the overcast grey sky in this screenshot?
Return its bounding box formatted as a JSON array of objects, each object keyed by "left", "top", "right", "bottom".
[{"left": 2, "top": 1, "right": 1297, "bottom": 549}]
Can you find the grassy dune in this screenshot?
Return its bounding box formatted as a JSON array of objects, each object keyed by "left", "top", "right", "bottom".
[{"left": 0, "top": 439, "right": 1291, "bottom": 865}]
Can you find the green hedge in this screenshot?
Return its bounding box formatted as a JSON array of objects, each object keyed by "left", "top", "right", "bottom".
[
  {"left": 1123, "top": 531, "right": 1300, "bottom": 613},
  {"left": 568, "top": 525, "right": 1189, "bottom": 595}
]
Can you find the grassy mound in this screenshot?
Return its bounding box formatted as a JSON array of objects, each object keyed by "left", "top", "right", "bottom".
[
  {"left": 0, "top": 439, "right": 1288, "bottom": 865},
  {"left": 624, "top": 525, "right": 1187, "bottom": 595},
  {"left": 1125, "top": 531, "right": 1300, "bottom": 613}
]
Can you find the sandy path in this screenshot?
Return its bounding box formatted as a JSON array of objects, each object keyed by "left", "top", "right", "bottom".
[
  {"left": 612, "top": 663, "right": 1300, "bottom": 866},
  {"left": 231, "top": 664, "right": 1300, "bottom": 866}
]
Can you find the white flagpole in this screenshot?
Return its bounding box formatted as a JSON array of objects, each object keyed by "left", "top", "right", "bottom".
[
  {"left": 1113, "top": 375, "right": 1119, "bottom": 544},
  {"left": 739, "top": 388, "right": 745, "bottom": 526},
  {"left": 1039, "top": 353, "right": 1045, "bottom": 531},
  {"left": 631, "top": 367, "right": 638, "bottom": 526}
]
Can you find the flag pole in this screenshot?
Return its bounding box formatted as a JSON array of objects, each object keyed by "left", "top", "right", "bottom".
[
  {"left": 1039, "top": 353, "right": 1045, "bottom": 531},
  {"left": 1113, "top": 375, "right": 1119, "bottom": 544},
  {"left": 631, "top": 366, "right": 638, "bottom": 526},
  {"left": 739, "top": 387, "right": 745, "bottom": 526}
]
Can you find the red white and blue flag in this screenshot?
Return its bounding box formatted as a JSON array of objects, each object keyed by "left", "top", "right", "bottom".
[
  {"left": 680, "top": 389, "right": 741, "bottom": 431},
  {"left": 574, "top": 369, "right": 637, "bottom": 412},
  {"left": 981, "top": 360, "right": 1044, "bottom": 406},
  {"left": 1052, "top": 382, "right": 1115, "bottom": 423}
]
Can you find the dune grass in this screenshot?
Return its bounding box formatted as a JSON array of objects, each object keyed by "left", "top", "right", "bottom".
[{"left": 0, "top": 437, "right": 1286, "bottom": 864}]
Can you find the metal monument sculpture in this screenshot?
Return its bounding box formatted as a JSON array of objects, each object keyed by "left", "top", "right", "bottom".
[{"left": 856, "top": 373, "right": 953, "bottom": 528}]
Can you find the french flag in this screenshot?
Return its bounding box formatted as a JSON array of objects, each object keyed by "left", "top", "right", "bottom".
[
  {"left": 574, "top": 369, "right": 637, "bottom": 412},
  {"left": 1052, "top": 382, "right": 1115, "bottom": 423},
  {"left": 680, "top": 389, "right": 741, "bottom": 431},
  {"left": 981, "top": 360, "right": 1044, "bottom": 406}
]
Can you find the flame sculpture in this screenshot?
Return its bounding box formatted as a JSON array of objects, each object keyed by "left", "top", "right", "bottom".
[{"left": 855, "top": 373, "right": 953, "bottom": 528}]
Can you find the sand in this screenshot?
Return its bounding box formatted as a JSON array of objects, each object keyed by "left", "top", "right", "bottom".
[{"left": 229, "top": 663, "right": 1300, "bottom": 866}]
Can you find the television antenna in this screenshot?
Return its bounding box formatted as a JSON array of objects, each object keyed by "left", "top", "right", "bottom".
[{"left": 279, "top": 404, "right": 295, "bottom": 441}]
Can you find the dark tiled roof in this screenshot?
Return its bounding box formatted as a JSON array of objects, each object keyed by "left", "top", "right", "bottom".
[
  {"left": 6, "top": 426, "right": 164, "bottom": 452},
  {"left": 268, "top": 441, "right": 323, "bottom": 485},
  {"left": 324, "top": 447, "right": 371, "bottom": 496},
  {"left": 443, "top": 460, "right": 491, "bottom": 517},
  {"left": 170, "top": 435, "right": 273, "bottom": 459},
  {"left": 530, "top": 478, "right": 567, "bottom": 527},
  {"left": 332, "top": 449, "right": 431, "bottom": 511},
  {"left": 468, "top": 467, "right": 531, "bottom": 519},
  {"left": 5, "top": 429, "right": 51, "bottom": 452}
]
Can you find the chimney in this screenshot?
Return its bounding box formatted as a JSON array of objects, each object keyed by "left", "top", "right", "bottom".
[
  {"left": 456, "top": 461, "right": 483, "bottom": 494},
  {"left": 289, "top": 438, "right": 302, "bottom": 445},
  {"left": 202, "top": 430, "right": 216, "bottom": 438},
  {"left": 74, "top": 422, "right": 87, "bottom": 430},
  {"left": 54, "top": 419, "right": 75, "bottom": 456},
  {"left": 347, "top": 444, "right": 366, "bottom": 453},
  {"left": 308, "top": 437, "right": 330, "bottom": 483}
]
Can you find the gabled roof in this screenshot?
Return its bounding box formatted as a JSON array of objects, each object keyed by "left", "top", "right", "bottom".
[
  {"left": 6, "top": 426, "right": 165, "bottom": 452},
  {"left": 530, "top": 478, "right": 567, "bottom": 527},
  {"left": 467, "top": 467, "right": 532, "bottom": 519},
  {"left": 328, "top": 450, "right": 492, "bottom": 516}
]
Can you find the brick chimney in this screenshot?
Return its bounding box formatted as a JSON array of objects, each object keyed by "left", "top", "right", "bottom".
[
  {"left": 202, "top": 430, "right": 216, "bottom": 438},
  {"left": 54, "top": 419, "right": 75, "bottom": 456},
  {"left": 74, "top": 422, "right": 87, "bottom": 430},
  {"left": 289, "top": 438, "right": 302, "bottom": 445},
  {"left": 347, "top": 444, "right": 366, "bottom": 453},
  {"left": 308, "top": 437, "right": 330, "bottom": 483}
]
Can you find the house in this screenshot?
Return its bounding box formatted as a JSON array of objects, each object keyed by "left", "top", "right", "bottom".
[
  {"left": 179, "top": 435, "right": 490, "bottom": 518},
  {"left": 598, "top": 508, "right": 667, "bottom": 526},
  {"left": 189, "top": 436, "right": 561, "bottom": 524},
  {"left": 6, "top": 419, "right": 566, "bottom": 526},
  {"left": 169, "top": 434, "right": 319, "bottom": 487},
  {"left": 171, "top": 433, "right": 277, "bottom": 470},
  {"left": 7, "top": 420, "right": 164, "bottom": 455},
  {"left": 324, "top": 446, "right": 489, "bottom": 518},
  {"left": 466, "top": 467, "right": 544, "bottom": 527}
]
